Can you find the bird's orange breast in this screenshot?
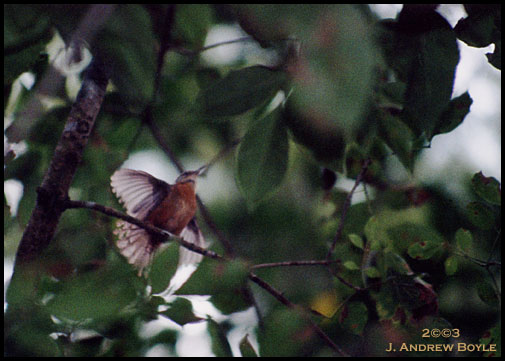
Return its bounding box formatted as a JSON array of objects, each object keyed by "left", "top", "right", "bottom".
[{"left": 145, "top": 182, "right": 197, "bottom": 235}]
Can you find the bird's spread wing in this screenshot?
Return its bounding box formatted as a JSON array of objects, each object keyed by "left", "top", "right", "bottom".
[
  {"left": 111, "top": 169, "right": 169, "bottom": 219},
  {"left": 178, "top": 217, "right": 207, "bottom": 266},
  {"left": 110, "top": 169, "right": 169, "bottom": 275}
]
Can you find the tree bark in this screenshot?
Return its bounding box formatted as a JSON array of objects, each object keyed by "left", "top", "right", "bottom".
[{"left": 13, "top": 57, "right": 110, "bottom": 268}]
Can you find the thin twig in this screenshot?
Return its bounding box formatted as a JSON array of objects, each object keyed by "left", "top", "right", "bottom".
[
  {"left": 248, "top": 273, "right": 349, "bottom": 356},
  {"left": 251, "top": 258, "right": 361, "bottom": 291},
  {"left": 200, "top": 137, "right": 242, "bottom": 175},
  {"left": 171, "top": 36, "right": 255, "bottom": 56},
  {"left": 486, "top": 229, "right": 501, "bottom": 264},
  {"left": 453, "top": 250, "right": 501, "bottom": 268},
  {"left": 64, "top": 199, "right": 224, "bottom": 261},
  {"left": 143, "top": 108, "right": 185, "bottom": 172},
  {"left": 251, "top": 259, "right": 339, "bottom": 270},
  {"left": 171, "top": 36, "right": 299, "bottom": 57},
  {"left": 363, "top": 182, "right": 374, "bottom": 215},
  {"left": 326, "top": 159, "right": 371, "bottom": 261},
  {"left": 484, "top": 230, "right": 501, "bottom": 303},
  {"left": 334, "top": 274, "right": 362, "bottom": 292}
]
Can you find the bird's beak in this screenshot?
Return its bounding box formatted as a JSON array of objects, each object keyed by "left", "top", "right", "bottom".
[{"left": 195, "top": 164, "right": 208, "bottom": 176}]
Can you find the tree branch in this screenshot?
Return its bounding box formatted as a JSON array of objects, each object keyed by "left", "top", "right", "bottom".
[
  {"left": 64, "top": 199, "right": 224, "bottom": 261},
  {"left": 251, "top": 259, "right": 339, "bottom": 270},
  {"left": 248, "top": 273, "right": 349, "bottom": 356},
  {"left": 13, "top": 57, "right": 110, "bottom": 265},
  {"left": 326, "top": 158, "right": 371, "bottom": 261}
]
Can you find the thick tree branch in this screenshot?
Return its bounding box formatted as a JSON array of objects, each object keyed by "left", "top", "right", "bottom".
[{"left": 14, "top": 58, "right": 110, "bottom": 265}]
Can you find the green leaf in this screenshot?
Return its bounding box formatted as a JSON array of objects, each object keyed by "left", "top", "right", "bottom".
[
  {"left": 479, "top": 323, "right": 501, "bottom": 357},
  {"left": 391, "top": 6, "right": 460, "bottom": 139},
  {"left": 148, "top": 242, "right": 179, "bottom": 294},
  {"left": 378, "top": 110, "right": 415, "bottom": 170},
  {"left": 182, "top": 259, "right": 250, "bottom": 294},
  {"left": 348, "top": 234, "right": 364, "bottom": 250},
  {"left": 365, "top": 266, "right": 381, "bottom": 279},
  {"left": 239, "top": 335, "right": 258, "bottom": 357},
  {"left": 209, "top": 288, "right": 250, "bottom": 315},
  {"left": 407, "top": 240, "right": 443, "bottom": 260},
  {"left": 175, "top": 259, "right": 251, "bottom": 314},
  {"left": 384, "top": 251, "right": 413, "bottom": 276},
  {"left": 364, "top": 215, "right": 386, "bottom": 250},
  {"left": 197, "top": 66, "right": 287, "bottom": 116},
  {"left": 486, "top": 42, "right": 501, "bottom": 70},
  {"left": 471, "top": 171, "right": 501, "bottom": 206},
  {"left": 207, "top": 318, "right": 233, "bottom": 357},
  {"left": 288, "top": 5, "right": 378, "bottom": 139},
  {"left": 281, "top": 101, "right": 345, "bottom": 165},
  {"left": 455, "top": 5, "right": 500, "bottom": 47},
  {"left": 339, "top": 301, "right": 368, "bottom": 335},
  {"left": 466, "top": 201, "right": 495, "bottom": 230},
  {"left": 387, "top": 222, "right": 445, "bottom": 254},
  {"left": 444, "top": 255, "right": 458, "bottom": 276},
  {"left": 236, "top": 110, "right": 289, "bottom": 210},
  {"left": 159, "top": 297, "right": 203, "bottom": 326},
  {"left": 380, "top": 81, "right": 406, "bottom": 106},
  {"left": 173, "top": 4, "right": 213, "bottom": 48},
  {"left": 41, "top": 5, "right": 90, "bottom": 41},
  {"left": 4, "top": 5, "right": 52, "bottom": 86},
  {"left": 343, "top": 261, "right": 360, "bottom": 271},
  {"left": 232, "top": 4, "right": 305, "bottom": 46},
  {"left": 344, "top": 143, "right": 367, "bottom": 179},
  {"left": 434, "top": 92, "right": 473, "bottom": 136},
  {"left": 477, "top": 281, "right": 499, "bottom": 308},
  {"left": 454, "top": 3, "right": 501, "bottom": 69},
  {"left": 235, "top": 5, "right": 378, "bottom": 136},
  {"left": 4, "top": 303, "right": 60, "bottom": 356},
  {"left": 258, "top": 308, "right": 306, "bottom": 356},
  {"left": 372, "top": 283, "right": 398, "bottom": 319},
  {"left": 92, "top": 5, "right": 156, "bottom": 105},
  {"left": 215, "top": 259, "right": 250, "bottom": 290},
  {"left": 46, "top": 264, "right": 137, "bottom": 321},
  {"left": 149, "top": 329, "right": 178, "bottom": 350},
  {"left": 454, "top": 228, "right": 472, "bottom": 251}
]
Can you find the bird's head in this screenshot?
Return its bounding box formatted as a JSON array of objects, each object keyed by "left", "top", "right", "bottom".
[{"left": 175, "top": 165, "right": 207, "bottom": 184}]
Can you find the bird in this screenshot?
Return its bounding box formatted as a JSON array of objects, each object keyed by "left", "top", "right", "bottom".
[{"left": 110, "top": 167, "right": 206, "bottom": 275}]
